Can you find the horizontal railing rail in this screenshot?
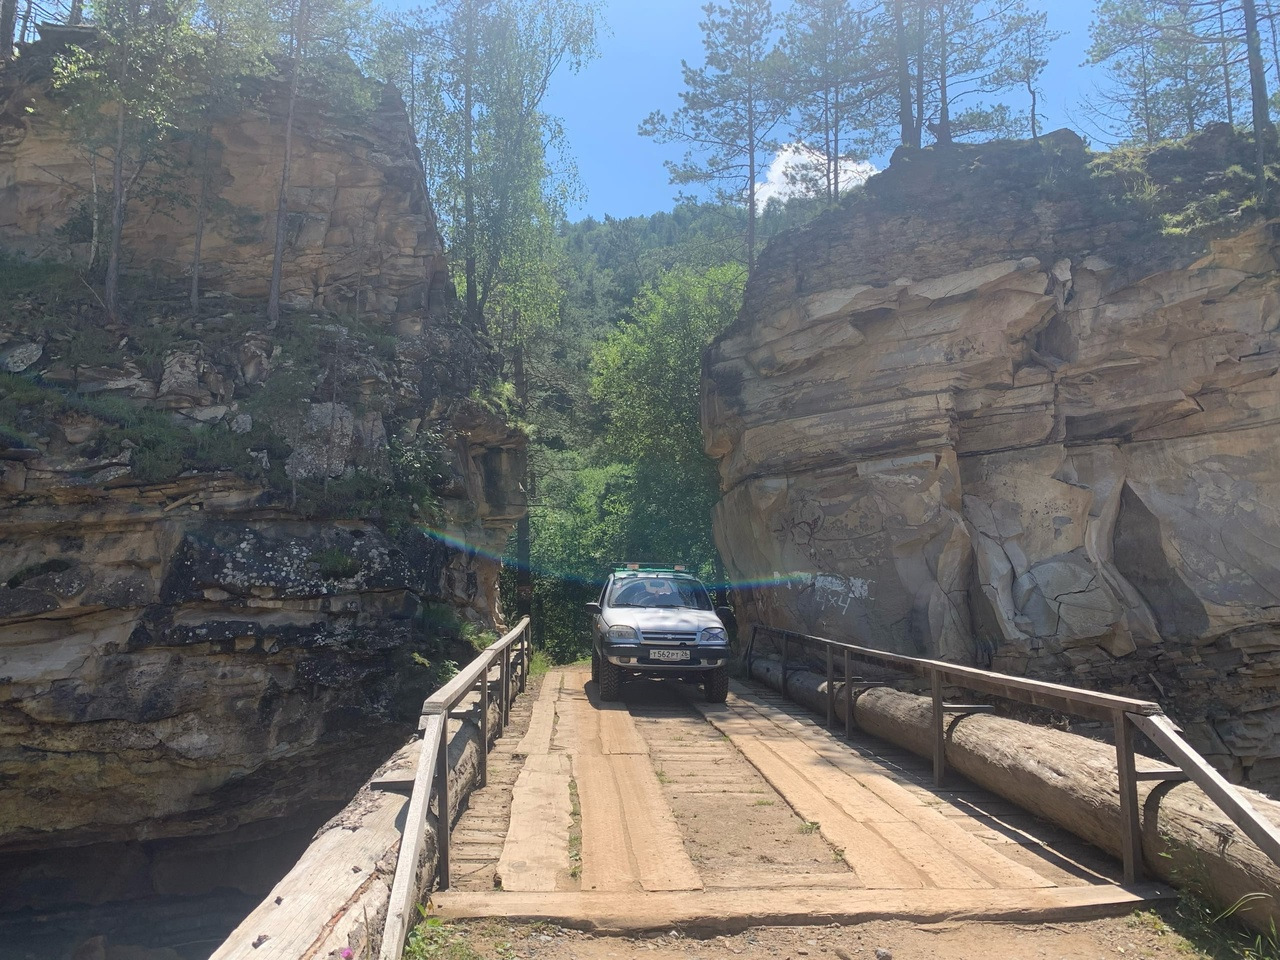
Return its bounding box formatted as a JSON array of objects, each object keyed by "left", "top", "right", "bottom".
[
  {"left": 379, "top": 616, "right": 532, "bottom": 960},
  {"left": 747, "top": 622, "right": 1280, "bottom": 886}
]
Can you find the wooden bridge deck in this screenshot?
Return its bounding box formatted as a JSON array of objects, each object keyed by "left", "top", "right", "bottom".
[{"left": 431, "top": 666, "right": 1171, "bottom": 933}]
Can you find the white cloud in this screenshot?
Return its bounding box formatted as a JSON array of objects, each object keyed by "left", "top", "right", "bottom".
[{"left": 754, "top": 143, "right": 878, "bottom": 209}]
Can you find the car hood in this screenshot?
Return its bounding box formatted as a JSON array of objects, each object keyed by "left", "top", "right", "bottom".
[{"left": 604, "top": 608, "right": 724, "bottom": 632}]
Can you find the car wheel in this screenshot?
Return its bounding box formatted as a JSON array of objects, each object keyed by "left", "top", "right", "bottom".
[
  {"left": 599, "top": 658, "right": 622, "bottom": 701},
  {"left": 591, "top": 648, "right": 600, "bottom": 684},
  {"left": 704, "top": 665, "right": 729, "bottom": 704}
]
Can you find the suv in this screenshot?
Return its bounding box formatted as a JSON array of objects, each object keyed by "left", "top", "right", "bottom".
[{"left": 586, "top": 565, "right": 732, "bottom": 703}]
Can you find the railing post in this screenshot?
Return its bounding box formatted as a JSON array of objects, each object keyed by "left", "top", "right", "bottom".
[
  {"left": 745, "top": 623, "right": 758, "bottom": 677},
  {"left": 932, "top": 670, "right": 946, "bottom": 787},
  {"left": 844, "top": 648, "right": 853, "bottom": 740},
  {"left": 825, "top": 644, "right": 835, "bottom": 729},
  {"left": 436, "top": 714, "right": 451, "bottom": 890},
  {"left": 519, "top": 625, "right": 529, "bottom": 693},
  {"left": 479, "top": 659, "right": 489, "bottom": 789},
  {"left": 780, "top": 634, "right": 789, "bottom": 695},
  {"left": 500, "top": 646, "right": 510, "bottom": 731},
  {"left": 1114, "top": 708, "right": 1143, "bottom": 884}
]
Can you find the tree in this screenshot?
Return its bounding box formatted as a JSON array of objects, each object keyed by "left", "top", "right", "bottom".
[
  {"left": 54, "top": 0, "right": 200, "bottom": 319},
  {"left": 866, "top": 0, "right": 1053, "bottom": 148},
  {"left": 590, "top": 263, "right": 745, "bottom": 568},
  {"left": 639, "top": 0, "right": 786, "bottom": 276},
  {"left": 781, "top": 0, "right": 880, "bottom": 204},
  {"left": 375, "top": 0, "right": 598, "bottom": 330},
  {"left": 1087, "top": 0, "right": 1233, "bottom": 145},
  {"left": 186, "top": 0, "right": 272, "bottom": 315},
  {"left": 2, "top": 0, "right": 17, "bottom": 59},
  {"left": 267, "top": 0, "right": 370, "bottom": 323},
  {"left": 1004, "top": 4, "right": 1061, "bottom": 139}
]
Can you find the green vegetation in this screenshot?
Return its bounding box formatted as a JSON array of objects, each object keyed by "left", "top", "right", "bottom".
[
  {"left": 404, "top": 917, "right": 485, "bottom": 960},
  {"left": 311, "top": 547, "right": 360, "bottom": 580}
]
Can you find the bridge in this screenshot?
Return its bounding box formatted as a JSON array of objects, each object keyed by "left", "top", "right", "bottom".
[
  {"left": 213, "top": 619, "right": 1280, "bottom": 960},
  {"left": 432, "top": 665, "right": 1162, "bottom": 931}
]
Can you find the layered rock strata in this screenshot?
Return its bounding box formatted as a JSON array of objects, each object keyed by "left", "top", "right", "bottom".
[
  {"left": 0, "top": 31, "right": 526, "bottom": 909},
  {"left": 705, "top": 130, "right": 1280, "bottom": 782}
]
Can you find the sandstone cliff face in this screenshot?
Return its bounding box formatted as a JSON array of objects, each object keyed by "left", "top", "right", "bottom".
[
  {"left": 0, "top": 37, "right": 525, "bottom": 899},
  {"left": 0, "top": 34, "right": 449, "bottom": 323},
  {"left": 705, "top": 130, "right": 1280, "bottom": 782}
]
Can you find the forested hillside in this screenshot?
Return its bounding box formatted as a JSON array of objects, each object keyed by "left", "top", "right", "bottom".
[{"left": 506, "top": 198, "right": 826, "bottom": 660}]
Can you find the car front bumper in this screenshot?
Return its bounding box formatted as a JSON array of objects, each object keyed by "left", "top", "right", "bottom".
[{"left": 601, "top": 640, "right": 729, "bottom": 671}]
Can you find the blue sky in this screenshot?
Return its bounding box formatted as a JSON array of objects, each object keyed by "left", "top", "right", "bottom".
[{"left": 543, "top": 1, "right": 1097, "bottom": 221}]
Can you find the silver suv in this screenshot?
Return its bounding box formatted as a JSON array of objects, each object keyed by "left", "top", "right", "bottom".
[{"left": 587, "top": 566, "right": 731, "bottom": 703}]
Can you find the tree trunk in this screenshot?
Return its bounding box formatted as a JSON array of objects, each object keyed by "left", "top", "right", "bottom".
[
  {"left": 934, "top": 3, "right": 951, "bottom": 145},
  {"left": 746, "top": 101, "right": 757, "bottom": 277},
  {"left": 190, "top": 127, "right": 213, "bottom": 317},
  {"left": 894, "top": 0, "right": 914, "bottom": 147},
  {"left": 1, "top": 0, "right": 17, "bottom": 60},
  {"left": 512, "top": 341, "right": 532, "bottom": 618},
  {"left": 268, "top": 0, "right": 306, "bottom": 325},
  {"left": 105, "top": 99, "right": 127, "bottom": 321},
  {"left": 1223, "top": 3, "right": 1236, "bottom": 126},
  {"left": 463, "top": 0, "right": 479, "bottom": 328},
  {"left": 749, "top": 654, "right": 1280, "bottom": 936},
  {"left": 1242, "top": 0, "right": 1272, "bottom": 207},
  {"left": 67, "top": 0, "right": 81, "bottom": 24}
]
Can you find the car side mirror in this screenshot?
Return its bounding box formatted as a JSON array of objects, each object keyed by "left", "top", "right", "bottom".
[
  {"left": 585, "top": 602, "right": 602, "bottom": 616},
  {"left": 716, "top": 606, "right": 737, "bottom": 628}
]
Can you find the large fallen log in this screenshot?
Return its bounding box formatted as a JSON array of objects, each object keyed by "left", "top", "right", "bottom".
[
  {"left": 750, "top": 655, "right": 1280, "bottom": 932},
  {"left": 209, "top": 672, "right": 520, "bottom": 960}
]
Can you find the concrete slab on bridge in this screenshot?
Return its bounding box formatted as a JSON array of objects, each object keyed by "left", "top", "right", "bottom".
[{"left": 432, "top": 667, "right": 1173, "bottom": 930}]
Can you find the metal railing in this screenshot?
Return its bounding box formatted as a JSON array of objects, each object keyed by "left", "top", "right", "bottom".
[
  {"left": 379, "top": 616, "right": 532, "bottom": 960},
  {"left": 748, "top": 623, "right": 1280, "bottom": 887}
]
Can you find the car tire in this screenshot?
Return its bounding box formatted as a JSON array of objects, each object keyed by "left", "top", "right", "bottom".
[
  {"left": 704, "top": 665, "right": 729, "bottom": 704},
  {"left": 599, "top": 658, "right": 622, "bottom": 702},
  {"left": 591, "top": 648, "right": 600, "bottom": 684}
]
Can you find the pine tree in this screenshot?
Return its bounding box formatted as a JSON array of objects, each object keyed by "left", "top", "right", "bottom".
[
  {"left": 54, "top": 0, "right": 201, "bottom": 319},
  {"left": 781, "top": 0, "right": 881, "bottom": 204},
  {"left": 640, "top": 0, "right": 787, "bottom": 276}
]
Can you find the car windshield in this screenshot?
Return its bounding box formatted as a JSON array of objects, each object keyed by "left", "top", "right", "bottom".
[{"left": 607, "top": 577, "right": 713, "bottom": 610}]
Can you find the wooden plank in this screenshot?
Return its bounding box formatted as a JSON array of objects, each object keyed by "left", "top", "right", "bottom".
[
  {"left": 515, "top": 671, "right": 561, "bottom": 756},
  {"left": 497, "top": 753, "right": 573, "bottom": 892},
  {"left": 573, "top": 686, "right": 701, "bottom": 894},
  {"left": 576, "top": 752, "right": 639, "bottom": 892},
  {"left": 432, "top": 883, "right": 1176, "bottom": 934},
  {"left": 379, "top": 715, "right": 443, "bottom": 960},
  {"left": 210, "top": 789, "right": 406, "bottom": 960},
  {"left": 699, "top": 704, "right": 925, "bottom": 889},
  {"left": 733, "top": 698, "right": 1055, "bottom": 890},
  {"left": 1129, "top": 712, "right": 1280, "bottom": 868}
]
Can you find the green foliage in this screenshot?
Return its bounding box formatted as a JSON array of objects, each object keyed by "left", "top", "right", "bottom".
[
  {"left": 0, "top": 371, "right": 276, "bottom": 483},
  {"left": 0, "top": 254, "right": 82, "bottom": 302},
  {"left": 311, "top": 547, "right": 361, "bottom": 580},
  {"left": 404, "top": 917, "right": 484, "bottom": 960}
]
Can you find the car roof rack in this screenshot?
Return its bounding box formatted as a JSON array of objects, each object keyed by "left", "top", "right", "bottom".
[{"left": 612, "top": 563, "right": 691, "bottom": 574}]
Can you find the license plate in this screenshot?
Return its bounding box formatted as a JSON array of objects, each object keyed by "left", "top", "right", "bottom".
[{"left": 650, "top": 649, "right": 690, "bottom": 662}]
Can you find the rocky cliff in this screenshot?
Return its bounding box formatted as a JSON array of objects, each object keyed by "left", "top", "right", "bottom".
[
  {"left": 0, "top": 34, "right": 525, "bottom": 914},
  {"left": 704, "top": 129, "right": 1280, "bottom": 783}
]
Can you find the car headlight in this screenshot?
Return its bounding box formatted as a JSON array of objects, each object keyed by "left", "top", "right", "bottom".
[
  {"left": 608, "top": 624, "right": 640, "bottom": 641},
  {"left": 700, "top": 626, "right": 728, "bottom": 644}
]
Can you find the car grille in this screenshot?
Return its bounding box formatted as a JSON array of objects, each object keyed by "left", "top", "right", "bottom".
[{"left": 641, "top": 631, "right": 699, "bottom": 645}]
